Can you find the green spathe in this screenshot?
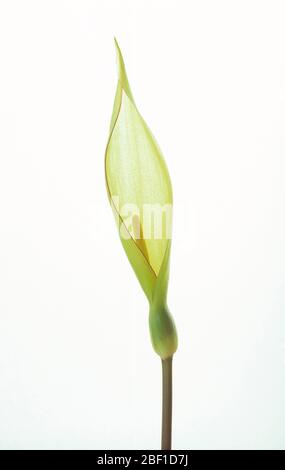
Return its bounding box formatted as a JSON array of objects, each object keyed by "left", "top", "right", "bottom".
[{"left": 105, "top": 39, "right": 177, "bottom": 359}]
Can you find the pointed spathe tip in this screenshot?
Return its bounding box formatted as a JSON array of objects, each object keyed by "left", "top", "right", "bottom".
[
  {"left": 114, "top": 36, "right": 119, "bottom": 49},
  {"left": 114, "top": 37, "right": 124, "bottom": 75},
  {"left": 113, "top": 38, "right": 134, "bottom": 102}
]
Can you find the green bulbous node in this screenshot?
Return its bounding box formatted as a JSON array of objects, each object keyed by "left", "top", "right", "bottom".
[{"left": 149, "top": 304, "right": 178, "bottom": 359}]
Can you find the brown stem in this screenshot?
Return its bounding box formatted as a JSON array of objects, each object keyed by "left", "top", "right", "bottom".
[{"left": 161, "top": 356, "right": 173, "bottom": 450}]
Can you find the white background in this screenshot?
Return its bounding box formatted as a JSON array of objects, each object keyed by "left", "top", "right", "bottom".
[{"left": 0, "top": 0, "right": 284, "bottom": 449}]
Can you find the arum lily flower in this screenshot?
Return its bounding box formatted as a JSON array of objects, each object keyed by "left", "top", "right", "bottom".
[{"left": 105, "top": 39, "right": 178, "bottom": 450}]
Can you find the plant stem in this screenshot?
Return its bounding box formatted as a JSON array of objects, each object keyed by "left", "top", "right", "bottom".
[{"left": 161, "top": 356, "right": 173, "bottom": 450}]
